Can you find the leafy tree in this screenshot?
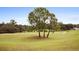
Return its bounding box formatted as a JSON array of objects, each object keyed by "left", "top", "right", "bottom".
[
  {"left": 28, "top": 7, "right": 49, "bottom": 37},
  {"left": 28, "top": 7, "right": 58, "bottom": 38},
  {"left": 9, "top": 19, "right": 17, "bottom": 25}
]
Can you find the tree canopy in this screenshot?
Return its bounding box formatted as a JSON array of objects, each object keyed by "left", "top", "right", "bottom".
[{"left": 28, "top": 7, "right": 59, "bottom": 38}]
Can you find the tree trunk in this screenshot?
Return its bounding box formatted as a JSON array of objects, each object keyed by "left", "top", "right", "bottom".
[
  {"left": 47, "top": 30, "right": 50, "bottom": 38},
  {"left": 43, "top": 30, "right": 45, "bottom": 38},
  {"left": 38, "top": 31, "right": 41, "bottom": 37}
]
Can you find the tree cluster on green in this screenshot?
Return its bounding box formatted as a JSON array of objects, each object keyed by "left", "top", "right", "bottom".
[{"left": 28, "top": 7, "right": 59, "bottom": 38}]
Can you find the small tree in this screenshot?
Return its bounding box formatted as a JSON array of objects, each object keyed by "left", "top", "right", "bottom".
[
  {"left": 9, "top": 19, "right": 17, "bottom": 25},
  {"left": 28, "top": 7, "right": 58, "bottom": 38}
]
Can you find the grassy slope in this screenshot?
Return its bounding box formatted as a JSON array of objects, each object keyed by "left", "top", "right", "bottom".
[{"left": 0, "top": 30, "right": 79, "bottom": 51}]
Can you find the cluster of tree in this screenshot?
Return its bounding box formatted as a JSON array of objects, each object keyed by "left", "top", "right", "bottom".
[
  {"left": 0, "top": 20, "right": 27, "bottom": 33},
  {"left": 28, "top": 7, "right": 59, "bottom": 38},
  {"left": 59, "top": 22, "right": 79, "bottom": 31}
]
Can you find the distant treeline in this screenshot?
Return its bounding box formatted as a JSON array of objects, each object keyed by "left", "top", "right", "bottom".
[
  {"left": 0, "top": 20, "right": 79, "bottom": 33},
  {"left": 0, "top": 20, "right": 34, "bottom": 33},
  {"left": 59, "top": 22, "right": 79, "bottom": 31}
]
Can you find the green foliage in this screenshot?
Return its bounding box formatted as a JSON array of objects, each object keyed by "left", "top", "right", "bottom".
[
  {"left": 28, "top": 7, "right": 58, "bottom": 38},
  {"left": 9, "top": 19, "right": 17, "bottom": 25},
  {"left": 0, "top": 24, "right": 19, "bottom": 33},
  {"left": 54, "top": 23, "right": 61, "bottom": 31},
  {"left": 58, "top": 22, "right": 75, "bottom": 31},
  {"left": 0, "top": 20, "right": 27, "bottom": 33}
]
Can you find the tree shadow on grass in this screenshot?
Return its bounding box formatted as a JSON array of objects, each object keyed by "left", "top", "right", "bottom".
[
  {"left": 0, "top": 46, "right": 9, "bottom": 51},
  {"left": 23, "top": 36, "right": 51, "bottom": 41}
]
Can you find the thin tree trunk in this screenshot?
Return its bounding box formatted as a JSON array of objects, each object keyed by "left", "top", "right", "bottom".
[
  {"left": 43, "top": 20, "right": 46, "bottom": 38},
  {"left": 43, "top": 30, "right": 45, "bottom": 38},
  {"left": 38, "top": 30, "right": 41, "bottom": 37},
  {"left": 47, "top": 29, "right": 50, "bottom": 38}
]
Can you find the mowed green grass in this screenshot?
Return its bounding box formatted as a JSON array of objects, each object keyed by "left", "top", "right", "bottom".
[{"left": 0, "top": 30, "right": 79, "bottom": 51}]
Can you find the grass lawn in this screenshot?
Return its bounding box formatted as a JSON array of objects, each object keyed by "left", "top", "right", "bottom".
[{"left": 0, "top": 30, "right": 79, "bottom": 51}]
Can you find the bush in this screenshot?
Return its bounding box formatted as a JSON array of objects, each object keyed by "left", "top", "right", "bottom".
[{"left": 0, "top": 24, "right": 19, "bottom": 33}]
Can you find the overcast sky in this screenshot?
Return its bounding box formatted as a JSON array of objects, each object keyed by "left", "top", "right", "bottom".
[{"left": 0, "top": 7, "right": 79, "bottom": 25}]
